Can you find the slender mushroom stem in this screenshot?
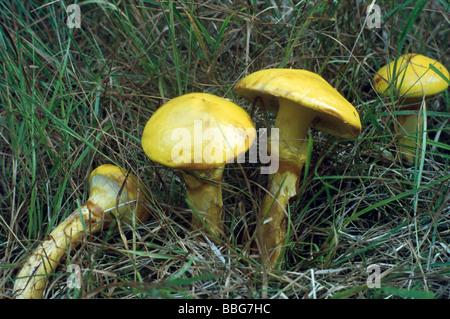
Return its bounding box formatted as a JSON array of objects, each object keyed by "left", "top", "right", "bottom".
[
  {"left": 13, "top": 206, "right": 105, "bottom": 299},
  {"left": 259, "top": 98, "right": 315, "bottom": 269},
  {"left": 235, "top": 68, "right": 361, "bottom": 270},
  {"left": 397, "top": 98, "right": 425, "bottom": 165},
  {"left": 183, "top": 166, "right": 225, "bottom": 239},
  {"left": 13, "top": 166, "right": 148, "bottom": 299}
]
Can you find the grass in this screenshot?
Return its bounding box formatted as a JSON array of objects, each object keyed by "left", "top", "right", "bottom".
[{"left": 0, "top": 0, "right": 449, "bottom": 299}]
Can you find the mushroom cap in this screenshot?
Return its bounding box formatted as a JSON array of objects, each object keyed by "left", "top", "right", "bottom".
[
  {"left": 372, "top": 53, "right": 449, "bottom": 98},
  {"left": 141, "top": 93, "right": 256, "bottom": 171},
  {"left": 89, "top": 164, "right": 140, "bottom": 199},
  {"left": 234, "top": 68, "right": 361, "bottom": 139},
  {"left": 88, "top": 164, "right": 148, "bottom": 221}
]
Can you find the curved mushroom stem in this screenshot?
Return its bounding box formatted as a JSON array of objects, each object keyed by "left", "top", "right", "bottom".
[
  {"left": 259, "top": 98, "right": 314, "bottom": 269},
  {"left": 183, "top": 165, "right": 225, "bottom": 240},
  {"left": 13, "top": 166, "right": 149, "bottom": 299},
  {"left": 397, "top": 99, "right": 425, "bottom": 165},
  {"left": 13, "top": 206, "right": 105, "bottom": 299}
]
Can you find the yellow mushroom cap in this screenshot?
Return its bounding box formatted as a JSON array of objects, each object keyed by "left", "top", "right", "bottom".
[
  {"left": 234, "top": 68, "right": 361, "bottom": 139},
  {"left": 88, "top": 164, "right": 148, "bottom": 221},
  {"left": 372, "top": 53, "right": 449, "bottom": 98},
  {"left": 141, "top": 93, "right": 256, "bottom": 171},
  {"left": 89, "top": 164, "right": 140, "bottom": 198}
]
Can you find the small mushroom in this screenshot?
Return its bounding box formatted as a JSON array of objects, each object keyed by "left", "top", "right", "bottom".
[
  {"left": 372, "top": 53, "right": 449, "bottom": 165},
  {"left": 13, "top": 164, "right": 149, "bottom": 299},
  {"left": 234, "top": 68, "right": 361, "bottom": 269},
  {"left": 141, "top": 92, "right": 256, "bottom": 240}
]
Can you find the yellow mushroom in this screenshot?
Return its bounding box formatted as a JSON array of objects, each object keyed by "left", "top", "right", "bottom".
[
  {"left": 234, "top": 68, "right": 361, "bottom": 269},
  {"left": 13, "top": 164, "right": 149, "bottom": 299},
  {"left": 373, "top": 54, "right": 449, "bottom": 165},
  {"left": 141, "top": 92, "right": 256, "bottom": 240}
]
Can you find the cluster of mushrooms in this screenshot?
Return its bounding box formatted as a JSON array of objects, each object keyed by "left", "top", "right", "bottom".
[{"left": 13, "top": 54, "right": 448, "bottom": 298}]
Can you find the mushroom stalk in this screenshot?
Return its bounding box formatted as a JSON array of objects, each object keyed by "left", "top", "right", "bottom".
[
  {"left": 183, "top": 166, "right": 225, "bottom": 239},
  {"left": 235, "top": 68, "right": 361, "bottom": 270},
  {"left": 13, "top": 165, "right": 149, "bottom": 299},
  {"left": 259, "top": 98, "right": 314, "bottom": 269},
  {"left": 13, "top": 207, "right": 105, "bottom": 299},
  {"left": 397, "top": 98, "right": 425, "bottom": 165}
]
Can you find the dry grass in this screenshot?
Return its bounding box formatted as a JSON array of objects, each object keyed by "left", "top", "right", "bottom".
[{"left": 1, "top": 0, "right": 449, "bottom": 299}]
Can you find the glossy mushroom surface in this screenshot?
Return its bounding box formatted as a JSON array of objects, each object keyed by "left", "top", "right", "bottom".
[
  {"left": 372, "top": 54, "right": 449, "bottom": 164},
  {"left": 142, "top": 92, "right": 256, "bottom": 239},
  {"left": 235, "top": 68, "right": 361, "bottom": 269}
]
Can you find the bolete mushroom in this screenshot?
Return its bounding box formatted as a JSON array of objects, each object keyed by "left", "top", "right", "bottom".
[
  {"left": 13, "top": 164, "right": 149, "bottom": 299},
  {"left": 372, "top": 53, "right": 449, "bottom": 165},
  {"left": 234, "top": 68, "right": 362, "bottom": 269},
  {"left": 141, "top": 92, "right": 256, "bottom": 240}
]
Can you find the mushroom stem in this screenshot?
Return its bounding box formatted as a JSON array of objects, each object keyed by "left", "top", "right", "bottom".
[
  {"left": 397, "top": 99, "right": 425, "bottom": 165},
  {"left": 13, "top": 165, "right": 149, "bottom": 299},
  {"left": 183, "top": 166, "right": 225, "bottom": 239},
  {"left": 259, "top": 98, "right": 314, "bottom": 269},
  {"left": 13, "top": 207, "right": 104, "bottom": 299}
]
